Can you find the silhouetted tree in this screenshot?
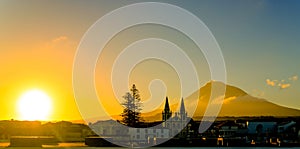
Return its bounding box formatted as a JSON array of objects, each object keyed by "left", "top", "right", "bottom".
[{"left": 120, "top": 84, "right": 142, "bottom": 127}]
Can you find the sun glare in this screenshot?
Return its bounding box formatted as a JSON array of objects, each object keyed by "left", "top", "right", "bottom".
[{"left": 17, "top": 89, "right": 52, "bottom": 121}]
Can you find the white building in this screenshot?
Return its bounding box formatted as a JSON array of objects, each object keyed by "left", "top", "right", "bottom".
[
  {"left": 90, "top": 120, "right": 127, "bottom": 137},
  {"left": 90, "top": 120, "right": 169, "bottom": 144},
  {"left": 129, "top": 128, "right": 169, "bottom": 143},
  {"left": 162, "top": 97, "right": 190, "bottom": 137}
]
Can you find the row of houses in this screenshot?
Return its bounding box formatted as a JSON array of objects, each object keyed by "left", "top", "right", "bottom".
[
  {"left": 1, "top": 97, "right": 298, "bottom": 147},
  {"left": 201, "top": 118, "right": 300, "bottom": 147},
  {"left": 87, "top": 97, "right": 300, "bottom": 147},
  {"left": 0, "top": 120, "right": 93, "bottom": 142},
  {"left": 88, "top": 97, "right": 191, "bottom": 146}
]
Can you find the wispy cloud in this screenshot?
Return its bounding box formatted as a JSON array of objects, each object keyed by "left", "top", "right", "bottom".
[
  {"left": 266, "top": 79, "right": 276, "bottom": 86},
  {"left": 45, "top": 35, "right": 75, "bottom": 51},
  {"left": 211, "top": 95, "right": 225, "bottom": 105},
  {"left": 52, "top": 36, "right": 68, "bottom": 43},
  {"left": 289, "top": 75, "right": 298, "bottom": 81},
  {"left": 278, "top": 83, "right": 291, "bottom": 89},
  {"left": 266, "top": 75, "right": 298, "bottom": 89},
  {"left": 252, "top": 89, "right": 265, "bottom": 97},
  {"left": 223, "top": 96, "right": 237, "bottom": 104}
]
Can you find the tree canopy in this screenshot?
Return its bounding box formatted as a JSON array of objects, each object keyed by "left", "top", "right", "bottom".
[{"left": 120, "top": 84, "right": 142, "bottom": 127}]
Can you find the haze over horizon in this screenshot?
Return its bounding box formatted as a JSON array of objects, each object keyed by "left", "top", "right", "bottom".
[{"left": 1, "top": 0, "right": 300, "bottom": 121}]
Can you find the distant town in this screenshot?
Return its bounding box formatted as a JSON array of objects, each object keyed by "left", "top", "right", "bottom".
[
  {"left": 1, "top": 96, "right": 300, "bottom": 147},
  {"left": 84, "top": 96, "right": 300, "bottom": 147}
]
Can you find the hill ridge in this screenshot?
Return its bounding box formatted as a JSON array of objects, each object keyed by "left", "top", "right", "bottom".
[{"left": 141, "top": 81, "right": 300, "bottom": 121}]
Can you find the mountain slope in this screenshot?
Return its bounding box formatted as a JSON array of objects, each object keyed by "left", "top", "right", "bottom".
[{"left": 142, "top": 81, "right": 300, "bottom": 121}]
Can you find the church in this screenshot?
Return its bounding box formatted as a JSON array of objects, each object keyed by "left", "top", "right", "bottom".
[{"left": 162, "top": 97, "right": 191, "bottom": 137}]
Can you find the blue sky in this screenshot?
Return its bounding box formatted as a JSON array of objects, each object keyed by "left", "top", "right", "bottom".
[
  {"left": 190, "top": 0, "right": 300, "bottom": 108},
  {"left": 172, "top": 0, "right": 300, "bottom": 108}
]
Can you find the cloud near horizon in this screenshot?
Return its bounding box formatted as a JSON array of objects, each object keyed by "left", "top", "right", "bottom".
[
  {"left": 266, "top": 79, "right": 276, "bottom": 86},
  {"left": 211, "top": 95, "right": 226, "bottom": 105},
  {"left": 278, "top": 83, "right": 291, "bottom": 89},
  {"left": 266, "top": 75, "right": 298, "bottom": 89},
  {"left": 45, "top": 35, "right": 76, "bottom": 51},
  {"left": 52, "top": 36, "right": 68, "bottom": 43},
  {"left": 252, "top": 89, "right": 265, "bottom": 97},
  {"left": 289, "top": 75, "right": 298, "bottom": 81}
]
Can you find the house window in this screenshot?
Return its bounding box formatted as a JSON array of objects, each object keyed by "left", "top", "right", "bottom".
[
  {"left": 137, "top": 135, "right": 140, "bottom": 139},
  {"left": 145, "top": 129, "right": 148, "bottom": 133},
  {"left": 137, "top": 128, "right": 140, "bottom": 133}
]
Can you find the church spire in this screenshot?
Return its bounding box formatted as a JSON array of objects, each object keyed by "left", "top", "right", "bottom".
[
  {"left": 162, "top": 96, "right": 172, "bottom": 121},
  {"left": 164, "top": 96, "right": 170, "bottom": 112},
  {"left": 180, "top": 97, "right": 186, "bottom": 114}
]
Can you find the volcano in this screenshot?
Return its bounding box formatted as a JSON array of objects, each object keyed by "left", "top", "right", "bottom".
[{"left": 142, "top": 81, "right": 300, "bottom": 121}]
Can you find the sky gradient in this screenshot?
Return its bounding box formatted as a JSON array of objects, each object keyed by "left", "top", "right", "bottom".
[{"left": 0, "top": 0, "right": 299, "bottom": 121}]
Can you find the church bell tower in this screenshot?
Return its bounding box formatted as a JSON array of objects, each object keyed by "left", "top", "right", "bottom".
[{"left": 162, "top": 96, "right": 172, "bottom": 122}]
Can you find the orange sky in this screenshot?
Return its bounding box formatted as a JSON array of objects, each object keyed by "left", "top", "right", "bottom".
[
  {"left": 0, "top": 35, "right": 82, "bottom": 121},
  {"left": 1, "top": 1, "right": 300, "bottom": 122}
]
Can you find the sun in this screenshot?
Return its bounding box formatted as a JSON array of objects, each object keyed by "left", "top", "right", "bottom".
[{"left": 17, "top": 89, "right": 52, "bottom": 121}]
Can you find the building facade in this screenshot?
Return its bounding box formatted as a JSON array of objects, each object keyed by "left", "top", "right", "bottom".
[
  {"left": 162, "top": 97, "right": 190, "bottom": 137},
  {"left": 90, "top": 120, "right": 169, "bottom": 144}
]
